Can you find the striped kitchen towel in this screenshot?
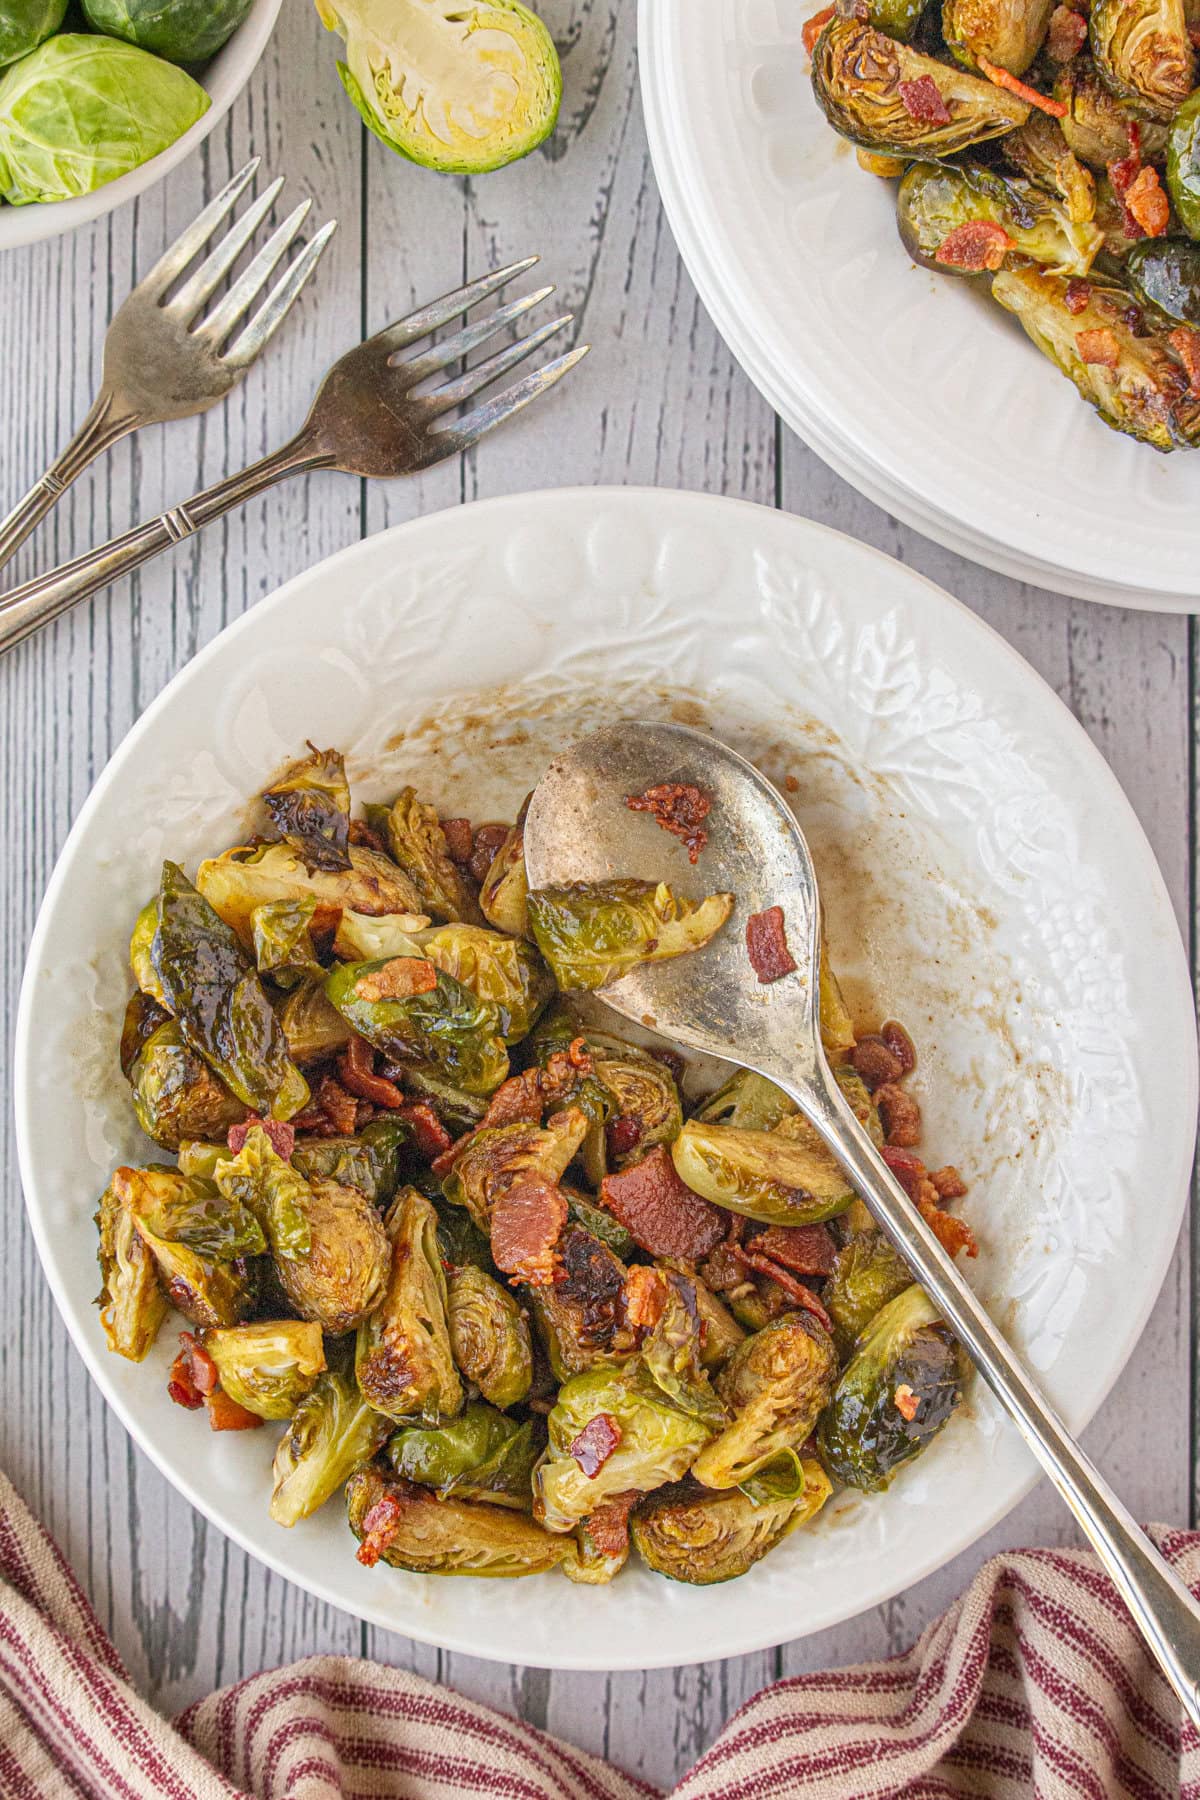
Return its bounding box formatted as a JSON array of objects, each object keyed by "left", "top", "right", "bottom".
[{"left": 0, "top": 1467, "right": 1198, "bottom": 1800}]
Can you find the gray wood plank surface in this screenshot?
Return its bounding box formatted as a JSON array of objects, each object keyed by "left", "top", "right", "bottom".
[{"left": 0, "top": 3, "right": 1192, "bottom": 1792}]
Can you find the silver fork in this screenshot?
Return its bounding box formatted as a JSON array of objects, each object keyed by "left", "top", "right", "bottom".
[
  {"left": 0, "top": 260, "right": 587, "bottom": 658},
  {"left": 0, "top": 158, "right": 335, "bottom": 574}
]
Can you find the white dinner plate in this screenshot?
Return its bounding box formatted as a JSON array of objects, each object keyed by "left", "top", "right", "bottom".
[
  {"left": 15, "top": 488, "right": 1197, "bottom": 1669},
  {"left": 639, "top": 0, "right": 1200, "bottom": 610}
]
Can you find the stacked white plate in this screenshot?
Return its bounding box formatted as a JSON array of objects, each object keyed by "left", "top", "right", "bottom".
[{"left": 639, "top": 0, "right": 1199, "bottom": 612}]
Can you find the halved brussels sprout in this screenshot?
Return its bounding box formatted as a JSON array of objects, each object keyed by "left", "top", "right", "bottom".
[
  {"left": 0, "top": 0, "right": 66, "bottom": 69},
  {"left": 96, "top": 1179, "right": 169, "bottom": 1361},
  {"left": 527, "top": 1222, "right": 637, "bottom": 1381},
  {"left": 1090, "top": 0, "right": 1194, "bottom": 120},
  {"left": 270, "top": 1361, "right": 391, "bottom": 1526},
  {"left": 671, "top": 1119, "right": 854, "bottom": 1228},
  {"left": 943, "top": 0, "right": 1055, "bottom": 75},
  {"left": 129, "top": 1018, "right": 249, "bottom": 1152},
  {"left": 130, "top": 899, "right": 167, "bottom": 1004},
  {"left": 81, "top": 0, "right": 253, "bottom": 64},
  {"left": 274, "top": 978, "right": 352, "bottom": 1065},
  {"left": 479, "top": 800, "right": 531, "bottom": 938},
  {"left": 564, "top": 1503, "right": 635, "bottom": 1585},
  {"left": 632, "top": 1461, "right": 832, "bottom": 1585},
  {"left": 1055, "top": 56, "right": 1168, "bottom": 166},
  {"left": 387, "top": 1402, "right": 537, "bottom": 1508},
  {"left": 1168, "top": 88, "right": 1200, "bottom": 237},
  {"left": 991, "top": 265, "right": 1200, "bottom": 449},
  {"left": 350, "top": 1471, "right": 571, "bottom": 1577},
  {"left": 592, "top": 1055, "right": 683, "bottom": 1174},
  {"left": 691, "top": 1314, "right": 837, "bottom": 1490},
  {"left": 292, "top": 1116, "right": 408, "bottom": 1206},
  {"left": 120, "top": 1160, "right": 265, "bottom": 1260},
  {"left": 865, "top": 0, "right": 930, "bottom": 42},
  {"left": 819, "top": 939, "right": 857, "bottom": 1061},
  {"left": 214, "top": 1124, "right": 311, "bottom": 1256},
  {"left": 898, "top": 161, "right": 1103, "bottom": 275},
  {"left": 447, "top": 1264, "right": 533, "bottom": 1408},
  {"left": 150, "top": 862, "right": 309, "bottom": 1121},
  {"left": 115, "top": 1166, "right": 253, "bottom": 1329},
  {"left": 527, "top": 880, "right": 734, "bottom": 992},
  {"left": 120, "top": 989, "right": 170, "bottom": 1079},
  {"left": 639, "top": 1273, "right": 727, "bottom": 1430},
  {"left": 534, "top": 1363, "right": 714, "bottom": 1533},
  {"left": 366, "top": 787, "right": 484, "bottom": 924},
  {"left": 810, "top": 19, "right": 1029, "bottom": 159},
  {"left": 442, "top": 1108, "right": 589, "bottom": 1232},
  {"left": 356, "top": 1187, "right": 463, "bottom": 1423},
  {"left": 1003, "top": 113, "right": 1097, "bottom": 224},
  {"left": 401, "top": 1064, "right": 488, "bottom": 1135},
  {"left": 417, "top": 923, "right": 553, "bottom": 1043},
  {"left": 200, "top": 1320, "right": 326, "bottom": 1420},
  {"left": 325, "top": 956, "right": 509, "bottom": 1097},
  {"left": 434, "top": 1191, "right": 494, "bottom": 1270},
  {"left": 332, "top": 911, "right": 430, "bottom": 961},
  {"left": 688, "top": 1273, "right": 748, "bottom": 1371},
  {"left": 564, "top": 1186, "right": 634, "bottom": 1259},
  {"left": 695, "top": 1068, "right": 797, "bottom": 1133},
  {"left": 251, "top": 898, "right": 322, "bottom": 990},
  {"left": 1127, "top": 235, "right": 1200, "bottom": 319},
  {"left": 825, "top": 1231, "right": 915, "bottom": 1358},
  {"left": 316, "top": 0, "right": 562, "bottom": 177},
  {"left": 817, "top": 1285, "right": 965, "bottom": 1491},
  {"left": 197, "top": 841, "right": 423, "bottom": 941},
  {"left": 261, "top": 744, "right": 351, "bottom": 872}
]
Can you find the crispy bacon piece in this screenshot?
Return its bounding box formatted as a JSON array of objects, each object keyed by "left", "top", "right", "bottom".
[
  {"left": 1108, "top": 136, "right": 1146, "bottom": 236},
  {"left": 167, "top": 1333, "right": 217, "bottom": 1409},
  {"left": 207, "top": 1390, "right": 264, "bottom": 1432},
  {"left": 1191, "top": 22, "right": 1200, "bottom": 47},
  {"left": 894, "top": 1383, "right": 920, "bottom": 1423},
  {"left": 875, "top": 1081, "right": 922, "bottom": 1147},
  {"left": 851, "top": 1034, "right": 904, "bottom": 1090},
  {"left": 881, "top": 1020, "right": 916, "bottom": 1077},
  {"left": 1170, "top": 326, "right": 1200, "bottom": 396},
  {"left": 570, "top": 1413, "right": 623, "bottom": 1479},
  {"left": 440, "top": 817, "right": 474, "bottom": 864},
  {"left": 898, "top": 75, "right": 952, "bottom": 124},
  {"left": 315, "top": 1073, "right": 362, "bottom": 1137},
  {"left": 606, "top": 1115, "right": 643, "bottom": 1161},
  {"left": 1047, "top": 3, "right": 1088, "bottom": 58},
  {"left": 353, "top": 957, "right": 438, "bottom": 1003},
  {"left": 976, "top": 56, "right": 1067, "bottom": 116},
  {"left": 469, "top": 1041, "right": 596, "bottom": 1137},
  {"left": 934, "top": 220, "right": 1012, "bottom": 272},
  {"left": 1075, "top": 326, "right": 1120, "bottom": 369},
  {"left": 491, "top": 1176, "right": 569, "bottom": 1285},
  {"left": 1124, "top": 165, "right": 1169, "bottom": 236},
  {"left": 802, "top": 3, "right": 835, "bottom": 51},
  {"left": 1064, "top": 278, "right": 1092, "bottom": 316},
  {"left": 624, "top": 1264, "right": 668, "bottom": 1331},
  {"left": 600, "top": 1146, "right": 727, "bottom": 1261},
  {"left": 734, "top": 1248, "right": 835, "bottom": 1332},
  {"left": 398, "top": 1101, "right": 454, "bottom": 1162},
  {"left": 584, "top": 1491, "right": 638, "bottom": 1559},
  {"left": 227, "top": 1117, "right": 295, "bottom": 1160},
  {"left": 917, "top": 1193, "right": 979, "bottom": 1259},
  {"left": 749, "top": 1223, "right": 836, "bottom": 1277},
  {"left": 625, "top": 783, "right": 712, "bottom": 864},
  {"left": 930, "top": 1164, "right": 968, "bottom": 1201},
  {"left": 356, "top": 1493, "right": 405, "bottom": 1568},
  {"left": 881, "top": 1143, "right": 927, "bottom": 1196},
  {"left": 469, "top": 822, "right": 511, "bottom": 885},
  {"left": 348, "top": 818, "right": 388, "bottom": 855},
  {"left": 746, "top": 905, "right": 797, "bottom": 984},
  {"left": 338, "top": 1034, "right": 404, "bottom": 1109}
]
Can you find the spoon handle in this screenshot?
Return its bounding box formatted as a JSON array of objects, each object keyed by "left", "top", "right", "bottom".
[{"left": 798, "top": 1066, "right": 1200, "bottom": 1734}]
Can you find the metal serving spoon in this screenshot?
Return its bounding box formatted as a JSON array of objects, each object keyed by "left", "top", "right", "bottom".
[{"left": 524, "top": 718, "right": 1200, "bottom": 1731}]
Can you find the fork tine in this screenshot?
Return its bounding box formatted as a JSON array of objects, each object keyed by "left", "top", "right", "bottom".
[
  {"left": 167, "top": 176, "right": 285, "bottom": 323},
  {"left": 223, "top": 221, "right": 338, "bottom": 371},
  {"left": 420, "top": 342, "right": 589, "bottom": 464},
  {"left": 196, "top": 200, "right": 315, "bottom": 346},
  {"left": 136, "top": 159, "right": 261, "bottom": 297},
  {"left": 374, "top": 256, "right": 540, "bottom": 352},
  {"left": 419, "top": 315, "right": 575, "bottom": 418},
  {"left": 394, "top": 285, "right": 554, "bottom": 386}
]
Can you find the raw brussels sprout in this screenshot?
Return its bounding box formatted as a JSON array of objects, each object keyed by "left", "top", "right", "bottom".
[
  {"left": 1127, "top": 235, "right": 1200, "bottom": 319},
  {"left": 534, "top": 1363, "right": 714, "bottom": 1533},
  {"left": 115, "top": 1166, "right": 253, "bottom": 1329},
  {"left": 1090, "top": 0, "right": 1194, "bottom": 120},
  {"left": 260, "top": 744, "right": 351, "bottom": 872},
  {"left": 639, "top": 1273, "right": 727, "bottom": 1430},
  {"left": 347, "top": 1464, "right": 570, "bottom": 1576},
  {"left": 691, "top": 1314, "right": 838, "bottom": 1490},
  {"left": 943, "top": 0, "right": 1055, "bottom": 74},
  {"left": 417, "top": 923, "right": 553, "bottom": 1043},
  {"left": 387, "top": 1402, "right": 537, "bottom": 1507},
  {"left": 479, "top": 800, "right": 531, "bottom": 938},
  {"left": 991, "top": 265, "right": 1200, "bottom": 449},
  {"left": 1003, "top": 113, "right": 1097, "bottom": 224},
  {"left": 270, "top": 1361, "right": 391, "bottom": 1526},
  {"left": 0, "top": 0, "right": 67, "bottom": 69},
  {"left": 527, "top": 879, "right": 734, "bottom": 992},
  {"left": 316, "top": 0, "right": 562, "bottom": 177},
  {"left": 292, "top": 1116, "right": 408, "bottom": 1206},
  {"left": 1169, "top": 89, "right": 1200, "bottom": 238},
  {"left": 825, "top": 1232, "right": 915, "bottom": 1357},
  {"left": 810, "top": 19, "right": 1029, "bottom": 159},
  {"left": 356, "top": 1187, "right": 463, "bottom": 1423},
  {"left": 0, "top": 36, "right": 210, "bottom": 207},
  {"left": 81, "top": 0, "right": 254, "bottom": 64},
  {"left": 695, "top": 1068, "right": 797, "bottom": 1133},
  {"left": 670, "top": 1119, "right": 854, "bottom": 1227},
  {"left": 897, "top": 161, "right": 1103, "bottom": 275},
  {"left": 447, "top": 1264, "right": 533, "bottom": 1408},
  {"left": 817, "top": 1285, "right": 965, "bottom": 1491},
  {"left": 129, "top": 1018, "right": 249, "bottom": 1152},
  {"left": 325, "top": 956, "right": 509, "bottom": 1097},
  {"left": 251, "top": 898, "right": 322, "bottom": 990},
  {"left": 150, "top": 862, "right": 309, "bottom": 1121},
  {"left": 274, "top": 978, "right": 352, "bottom": 1064},
  {"left": 200, "top": 1320, "right": 326, "bottom": 1420},
  {"left": 632, "top": 1461, "right": 832, "bottom": 1585},
  {"left": 592, "top": 1055, "right": 683, "bottom": 1174},
  {"left": 367, "top": 787, "right": 484, "bottom": 924},
  {"left": 130, "top": 899, "right": 167, "bottom": 1004},
  {"left": 1055, "top": 56, "right": 1168, "bottom": 165},
  {"left": 96, "top": 1179, "right": 169, "bottom": 1361},
  {"left": 197, "top": 841, "right": 423, "bottom": 941},
  {"left": 442, "top": 1108, "right": 588, "bottom": 1232},
  {"left": 528, "top": 1223, "right": 638, "bottom": 1381}
]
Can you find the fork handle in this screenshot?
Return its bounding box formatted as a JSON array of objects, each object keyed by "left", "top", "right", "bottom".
[
  {"left": 0, "top": 392, "right": 138, "bottom": 576},
  {"left": 0, "top": 435, "right": 323, "bottom": 657}
]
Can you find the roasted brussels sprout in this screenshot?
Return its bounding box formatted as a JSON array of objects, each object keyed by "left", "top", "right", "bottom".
[
  {"left": 943, "top": 0, "right": 1055, "bottom": 74},
  {"left": 1168, "top": 88, "right": 1200, "bottom": 237},
  {"left": 479, "top": 800, "right": 531, "bottom": 938},
  {"left": 197, "top": 841, "right": 423, "bottom": 940},
  {"left": 564, "top": 1186, "right": 635, "bottom": 1259},
  {"left": 333, "top": 910, "right": 429, "bottom": 961},
  {"left": 688, "top": 1273, "right": 748, "bottom": 1371},
  {"left": 356, "top": 1187, "right": 463, "bottom": 1423},
  {"left": 1003, "top": 113, "right": 1097, "bottom": 223},
  {"left": 433, "top": 1193, "right": 494, "bottom": 1270},
  {"left": 898, "top": 161, "right": 1102, "bottom": 274},
  {"left": 1127, "top": 234, "right": 1200, "bottom": 317},
  {"left": 120, "top": 989, "right": 170, "bottom": 1079},
  {"left": 261, "top": 744, "right": 351, "bottom": 872},
  {"left": 402, "top": 1064, "right": 488, "bottom": 1135},
  {"left": 118, "top": 1160, "right": 265, "bottom": 1259},
  {"left": 691, "top": 1314, "right": 837, "bottom": 1490},
  {"left": 818, "top": 1285, "right": 965, "bottom": 1491},
  {"left": 447, "top": 1264, "right": 533, "bottom": 1408},
  {"left": 81, "top": 0, "right": 253, "bottom": 64},
  {"left": 442, "top": 1108, "right": 588, "bottom": 1232},
  {"left": 418, "top": 923, "right": 552, "bottom": 1043},
  {"left": 367, "top": 787, "right": 484, "bottom": 924},
  {"left": 291, "top": 1116, "right": 407, "bottom": 1206},
  {"left": 387, "top": 1402, "right": 537, "bottom": 1507},
  {"left": 695, "top": 1068, "right": 797, "bottom": 1132},
  {"left": 825, "top": 1232, "right": 915, "bottom": 1357},
  {"left": 991, "top": 265, "right": 1200, "bottom": 447},
  {"left": 1090, "top": 0, "right": 1194, "bottom": 119},
  {"left": 96, "top": 1179, "right": 169, "bottom": 1361},
  {"left": 527, "top": 1222, "right": 638, "bottom": 1380},
  {"left": 671, "top": 1119, "right": 854, "bottom": 1227},
  {"left": 270, "top": 1361, "right": 391, "bottom": 1526},
  {"left": 534, "top": 1364, "right": 713, "bottom": 1533},
  {"left": 592, "top": 1054, "right": 683, "bottom": 1174},
  {"left": 214, "top": 1125, "right": 310, "bottom": 1254},
  {"left": 811, "top": 19, "right": 1029, "bottom": 158},
  {"left": 130, "top": 899, "right": 167, "bottom": 1004},
  {"left": 0, "top": 0, "right": 66, "bottom": 68},
  {"left": 115, "top": 1166, "right": 253, "bottom": 1329},
  {"left": 274, "top": 977, "right": 352, "bottom": 1064},
  {"left": 632, "top": 1461, "right": 832, "bottom": 1585},
  {"left": 251, "top": 898, "right": 322, "bottom": 990},
  {"left": 325, "top": 955, "right": 509, "bottom": 1096},
  {"left": 527, "top": 880, "right": 734, "bottom": 992},
  {"left": 1055, "top": 56, "right": 1168, "bottom": 165},
  {"left": 639, "top": 1272, "right": 727, "bottom": 1429},
  {"left": 129, "top": 1018, "right": 249, "bottom": 1152},
  {"left": 819, "top": 939, "right": 858, "bottom": 1061},
  {"left": 200, "top": 1321, "right": 326, "bottom": 1420},
  {"left": 864, "top": 0, "right": 930, "bottom": 42},
  {"left": 348, "top": 1463, "right": 570, "bottom": 1575}
]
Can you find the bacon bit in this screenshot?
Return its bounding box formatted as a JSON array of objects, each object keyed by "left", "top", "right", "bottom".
[
  {"left": 624, "top": 1264, "right": 668, "bottom": 1332},
  {"left": 600, "top": 1145, "right": 727, "bottom": 1261},
  {"left": 934, "top": 220, "right": 1012, "bottom": 272},
  {"left": 397, "top": 1100, "right": 453, "bottom": 1162},
  {"left": 469, "top": 1042, "right": 596, "bottom": 1138},
  {"left": 1169, "top": 326, "right": 1200, "bottom": 396},
  {"left": 746, "top": 905, "right": 797, "bottom": 984},
  {"left": 930, "top": 1164, "right": 969, "bottom": 1201},
  {"left": 348, "top": 817, "right": 388, "bottom": 855},
  {"left": 851, "top": 1035, "right": 904, "bottom": 1090},
  {"left": 167, "top": 1332, "right": 217, "bottom": 1409},
  {"left": 976, "top": 57, "right": 1067, "bottom": 116},
  {"left": 880, "top": 1020, "right": 916, "bottom": 1077},
  {"left": 469, "top": 822, "right": 511, "bottom": 886},
  {"left": 207, "top": 1389, "right": 264, "bottom": 1432},
  {"left": 1047, "top": 3, "right": 1088, "bottom": 58},
  {"left": 749, "top": 1223, "right": 837, "bottom": 1277},
  {"left": 1124, "top": 165, "right": 1170, "bottom": 236},
  {"left": 584, "top": 1491, "right": 638, "bottom": 1559},
  {"left": 882, "top": 1144, "right": 927, "bottom": 1196},
  {"left": 735, "top": 1249, "right": 835, "bottom": 1332},
  {"left": 315, "top": 1072, "right": 361, "bottom": 1137},
  {"left": 569, "top": 1413, "right": 622, "bottom": 1479},
  {"left": 898, "top": 75, "right": 952, "bottom": 125},
  {"left": 894, "top": 1383, "right": 920, "bottom": 1423},
  {"left": 1064, "top": 278, "right": 1092, "bottom": 316},
  {"left": 1190, "top": 23, "right": 1200, "bottom": 47},
  {"left": 338, "top": 1034, "right": 405, "bottom": 1109},
  {"left": 875, "top": 1082, "right": 922, "bottom": 1147},
  {"left": 440, "top": 817, "right": 474, "bottom": 864},
  {"left": 491, "top": 1176, "right": 569, "bottom": 1286},
  {"left": 917, "top": 1193, "right": 980, "bottom": 1259},
  {"left": 625, "top": 783, "right": 712, "bottom": 864},
  {"left": 352, "top": 957, "right": 438, "bottom": 1003},
  {"left": 1108, "top": 138, "right": 1145, "bottom": 236},
  {"left": 1076, "top": 326, "right": 1121, "bottom": 369},
  {"left": 606, "top": 1115, "right": 643, "bottom": 1161},
  {"left": 227, "top": 1116, "right": 295, "bottom": 1159},
  {"left": 356, "top": 1493, "right": 405, "bottom": 1568},
  {"left": 802, "top": 4, "right": 835, "bottom": 51}
]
